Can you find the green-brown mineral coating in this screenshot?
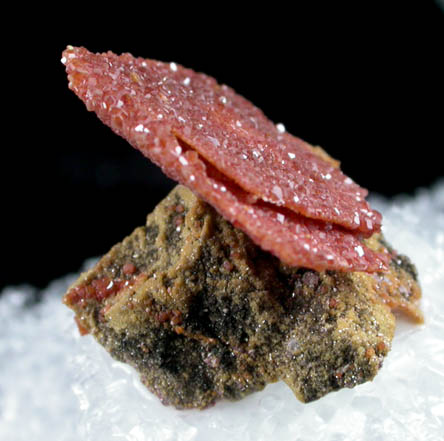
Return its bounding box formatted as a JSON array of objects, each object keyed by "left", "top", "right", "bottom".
[{"left": 64, "top": 185, "right": 422, "bottom": 409}]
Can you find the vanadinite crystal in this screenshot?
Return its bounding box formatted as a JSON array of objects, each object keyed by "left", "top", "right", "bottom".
[{"left": 62, "top": 46, "right": 389, "bottom": 272}]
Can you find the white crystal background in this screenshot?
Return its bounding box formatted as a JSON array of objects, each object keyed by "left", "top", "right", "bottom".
[{"left": 1, "top": 180, "right": 443, "bottom": 441}]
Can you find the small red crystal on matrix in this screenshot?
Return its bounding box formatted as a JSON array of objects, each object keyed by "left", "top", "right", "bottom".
[
  {"left": 64, "top": 277, "right": 126, "bottom": 306},
  {"left": 62, "top": 46, "right": 389, "bottom": 273}
]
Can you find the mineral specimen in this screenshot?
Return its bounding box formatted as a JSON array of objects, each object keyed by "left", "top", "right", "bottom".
[
  {"left": 62, "top": 46, "right": 389, "bottom": 272},
  {"left": 64, "top": 186, "right": 421, "bottom": 409}
]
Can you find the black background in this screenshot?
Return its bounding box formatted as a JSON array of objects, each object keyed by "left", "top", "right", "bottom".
[{"left": 2, "top": 2, "right": 443, "bottom": 290}]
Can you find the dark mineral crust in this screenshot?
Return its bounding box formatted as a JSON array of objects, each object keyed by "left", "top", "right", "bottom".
[{"left": 64, "top": 185, "right": 422, "bottom": 409}]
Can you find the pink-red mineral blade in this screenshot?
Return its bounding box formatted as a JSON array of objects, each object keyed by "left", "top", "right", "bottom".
[
  {"left": 62, "top": 46, "right": 389, "bottom": 272},
  {"left": 62, "top": 46, "right": 381, "bottom": 235}
]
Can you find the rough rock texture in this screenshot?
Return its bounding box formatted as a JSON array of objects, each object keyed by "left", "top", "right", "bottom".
[{"left": 64, "top": 186, "right": 421, "bottom": 409}]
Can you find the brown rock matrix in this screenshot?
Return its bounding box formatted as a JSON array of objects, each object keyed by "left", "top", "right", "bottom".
[{"left": 64, "top": 186, "right": 422, "bottom": 409}]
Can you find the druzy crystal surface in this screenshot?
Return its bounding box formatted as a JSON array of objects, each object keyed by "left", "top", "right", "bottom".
[{"left": 62, "top": 46, "right": 388, "bottom": 272}]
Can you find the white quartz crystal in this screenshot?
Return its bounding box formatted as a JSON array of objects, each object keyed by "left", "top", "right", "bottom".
[{"left": 1, "top": 180, "right": 443, "bottom": 441}]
